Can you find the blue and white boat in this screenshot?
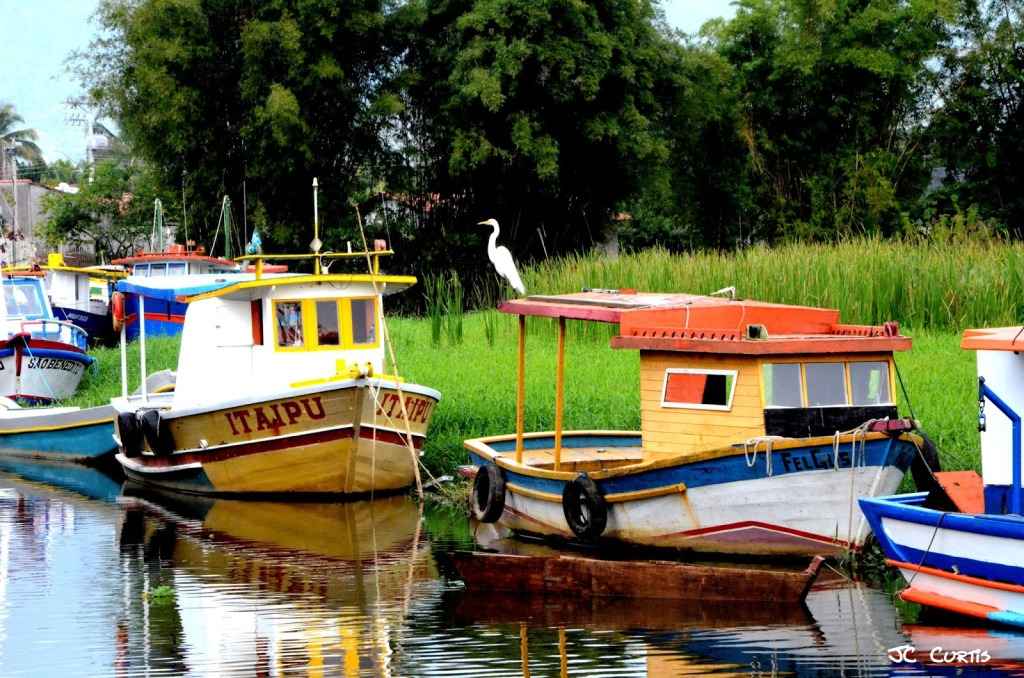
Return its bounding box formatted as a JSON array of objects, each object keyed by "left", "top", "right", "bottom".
[
  {"left": 44, "top": 255, "right": 126, "bottom": 345},
  {"left": 0, "top": 276, "right": 92, "bottom": 402},
  {"left": 860, "top": 326, "right": 1024, "bottom": 628}
]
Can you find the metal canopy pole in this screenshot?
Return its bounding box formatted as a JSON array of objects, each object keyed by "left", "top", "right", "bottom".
[
  {"left": 515, "top": 314, "right": 526, "bottom": 464},
  {"left": 554, "top": 316, "right": 566, "bottom": 471},
  {"left": 120, "top": 320, "right": 128, "bottom": 398},
  {"left": 139, "top": 295, "right": 148, "bottom": 401}
]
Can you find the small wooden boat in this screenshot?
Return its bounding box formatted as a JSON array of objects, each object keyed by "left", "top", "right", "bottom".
[
  {"left": 0, "top": 276, "right": 93, "bottom": 402},
  {"left": 467, "top": 291, "right": 927, "bottom": 557},
  {"left": 450, "top": 550, "right": 824, "bottom": 602},
  {"left": 43, "top": 254, "right": 126, "bottom": 344},
  {"left": 0, "top": 369, "right": 175, "bottom": 462},
  {"left": 111, "top": 243, "right": 439, "bottom": 497},
  {"left": 860, "top": 326, "right": 1024, "bottom": 629}
]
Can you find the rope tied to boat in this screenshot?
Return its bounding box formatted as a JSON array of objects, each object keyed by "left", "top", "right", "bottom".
[{"left": 743, "top": 436, "right": 783, "bottom": 477}]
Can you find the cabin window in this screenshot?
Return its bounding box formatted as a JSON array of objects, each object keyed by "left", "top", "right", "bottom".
[
  {"left": 762, "top": 363, "right": 803, "bottom": 408},
  {"left": 275, "top": 301, "right": 304, "bottom": 348},
  {"left": 350, "top": 298, "right": 377, "bottom": 346},
  {"left": 316, "top": 300, "right": 340, "bottom": 346},
  {"left": 805, "top": 363, "right": 848, "bottom": 407},
  {"left": 660, "top": 369, "right": 736, "bottom": 410},
  {"left": 149, "top": 263, "right": 167, "bottom": 277},
  {"left": 849, "top": 361, "right": 892, "bottom": 405},
  {"left": 168, "top": 262, "right": 186, "bottom": 276},
  {"left": 133, "top": 264, "right": 149, "bottom": 276}
]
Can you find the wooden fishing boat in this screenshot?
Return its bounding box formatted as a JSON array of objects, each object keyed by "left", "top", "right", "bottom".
[
  {"left": 111, "top": 244, "right": 439, "bottom": 496},
  {"left": 450, "top": 550, "right": 823, "bottom": 602},
  {"left": 467, "top": 291, "right": 927, "bottom": 557},
  {"left": 0, "top": 276, "right": 93, "bottom": 402},
  {"left": 0, "top": 369, "right": 174, "bottom": 463},
  {"left": 860, "top": 326, "right": 1024, "bottom": 629},
  {"left": 43, "top": 253, "right": 126, "bottom": 344}
]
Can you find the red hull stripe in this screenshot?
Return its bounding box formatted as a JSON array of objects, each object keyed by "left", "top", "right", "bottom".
[
  {"left": 661, "top": 520, "right": 849, "bottom": 547},
  {"left": 0, "top": 338, "right": 85, "bottom": 355},
  {"left": 900, "top": 587, "right": 999, "bottom": 619},
  {"left": 133, "top": 425, "right": 423, "bottom": 470},
  {"left": 125, "top": 313, "right": 187, "bottom": 326}
]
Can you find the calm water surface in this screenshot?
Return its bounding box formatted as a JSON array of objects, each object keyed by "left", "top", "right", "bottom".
[{"left": 0, "top": 460, "right": 1022, "bottom": 677}]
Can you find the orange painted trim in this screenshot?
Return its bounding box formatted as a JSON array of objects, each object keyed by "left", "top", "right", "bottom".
[
  {"left": 962, "top": 326, "right": 1024, "bottom": 352},
  {"left": 899, "top": 587, "right": 998, "bottom": 620},
  {"left": 611, "top": 335, "right": 911, "bottom": 355},
  {"left": 888, "top": 559, "right": 1024, "bottom": 593}
]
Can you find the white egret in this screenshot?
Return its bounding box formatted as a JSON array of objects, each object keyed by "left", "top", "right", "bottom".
[{"left": 479, "top": 218, "right": 526, "bottom": 295}]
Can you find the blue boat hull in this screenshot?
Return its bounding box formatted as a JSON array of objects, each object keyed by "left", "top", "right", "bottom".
[
  {"left": 124, "top": 294, "right": 187, "bottom": 341},
  {"left": 52, "top": 305, "right": 114, "bottom": 344}
]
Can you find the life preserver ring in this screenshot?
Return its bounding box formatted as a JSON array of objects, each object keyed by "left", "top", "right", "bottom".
[
  {"left": 111, "top": 291, "right": 125, "bottom": 334},
  {"left": 910, "top": 432, "right": 942, "bottom": 495},
  {"left": 471, "top": 464, "right": 506, "bottom": 523},
  {"left": 562, "top": 473, "right": 607, "bottom": 541},
  {"left": 140, "top": 409, "right": 175, "bottom": 456},
  {"left": 117, "top": 412, "right": 144, "bottom": 458}
]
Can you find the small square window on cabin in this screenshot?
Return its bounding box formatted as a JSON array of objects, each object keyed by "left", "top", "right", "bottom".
[
  {"left": 850, "top": 361, "right": 892, "bottom": 405},
  {"left": 149, "top": 263, "right": 167, "bottom": 277},
  {"left": 662, "top": 370, "right": 735, "bottom": 409},
  {"left": 763, "top": 363, "right": 803, "bottom": 408},
  {"left": 805, "top": 362, "right": 849, "bottom": 407},
  {"left": 168, "top": 262, "right": 186, "bottom": 276},
  {"left": 316, "top": 300, "right": 340, "bottom": 346},
  {"left": 276, "top": 301, "right": 304, "bottom": 347},
  {"left": 351, "top": 299, "right": 377, "bottom": 345}
]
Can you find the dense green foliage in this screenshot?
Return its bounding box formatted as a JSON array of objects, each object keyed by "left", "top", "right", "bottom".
[{"left": 56, "top": 0, "right": 1024, "bottom": 272}]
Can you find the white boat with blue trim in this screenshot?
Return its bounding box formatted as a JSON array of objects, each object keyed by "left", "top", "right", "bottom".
[
  {"left": 467, "top": 291, "right": 928, "bottom": 557},
  {"left": 861, "top": 326, "right": 1024, "bottom": 628}
]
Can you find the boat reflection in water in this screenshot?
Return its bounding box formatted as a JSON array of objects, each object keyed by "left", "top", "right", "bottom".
[
  {"left": 116, "top": 485, "right": 433, "bottom": 677},
  {"left": 4, "top": 468, "right": 1024, "bottom": 676}
]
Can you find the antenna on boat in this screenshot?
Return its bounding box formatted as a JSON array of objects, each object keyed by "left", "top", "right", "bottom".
[
  {"left": 311, "top": 177, "right": 322, "bottom": 275},
  {"left": 151, "top": 199, "right": 165, "bottom": 251}
]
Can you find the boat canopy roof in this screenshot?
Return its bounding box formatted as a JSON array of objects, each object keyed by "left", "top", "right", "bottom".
[
  {"left": 501, "top": 291, "right": 910, "bottom": 355},
  {"left": 182, "top": 273, "right": 418, "bottom": 302},
  {"left": 116, "top": 273, "right": 274, "bottom": 301},
  {"left": 961, "top": 327, "right": 1024, "bottom": 352},
  {"left": 112, "top": 244, "right": 237, "bottom": 269},
  {"left": 48, "top": 264, "right": 126, "bottom": 280}
]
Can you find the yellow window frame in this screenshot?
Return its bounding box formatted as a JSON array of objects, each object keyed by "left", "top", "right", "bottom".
[
  {"left": 272, "top": 297, "right": 381, "bottom": 352},
  {"left": 760, "top": 355, "right": 899, "bottom": 409},
  {"left": 344, "top": 296, "right": 380, "bottom": 349}
]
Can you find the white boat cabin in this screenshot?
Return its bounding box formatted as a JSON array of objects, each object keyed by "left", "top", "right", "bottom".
[
  {"left": 119, "top": 273, "right": 415, "bottom": 411},
  {"left": 113, "top": 245, "right": 239, "bottom": 278}
]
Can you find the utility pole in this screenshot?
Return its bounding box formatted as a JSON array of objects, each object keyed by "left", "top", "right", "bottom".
[{"left": 4, "top": 144, "right": 17, "bottom": 266}]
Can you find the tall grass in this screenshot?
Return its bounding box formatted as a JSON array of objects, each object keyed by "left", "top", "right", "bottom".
[
  {"left": 516, "top": 238, "right": 1024, "bottom": 332},
  {"left": 62, "top": 336, "right": 182, "bottom": 408}
]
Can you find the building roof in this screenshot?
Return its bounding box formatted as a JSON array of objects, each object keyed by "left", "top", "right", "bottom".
[
  {"left": 499, "top": 291, "right": 910, "bottom": 355},
  {"left": 961, "top": 327, "right": 1024, "bottom": 352}
]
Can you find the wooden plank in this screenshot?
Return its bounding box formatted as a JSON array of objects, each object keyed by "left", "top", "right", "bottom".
[
  {"left": 451, "top": 551, "right": 824, "bottom": 603},
  {"left": 934, "top": 471, "right": 985, "bottom": 514}
]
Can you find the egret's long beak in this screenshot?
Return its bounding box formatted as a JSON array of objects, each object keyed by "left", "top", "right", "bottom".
[{"left": 477, "top": 220, "right": 489, "bottom": 225}]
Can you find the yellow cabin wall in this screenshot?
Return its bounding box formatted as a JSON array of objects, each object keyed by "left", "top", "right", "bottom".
[
  {"left": 639, "top": 350, "right": 898, "bottom": 457},
  {"left": 640, "top": 351, "right": 765, "bottom": 457}
]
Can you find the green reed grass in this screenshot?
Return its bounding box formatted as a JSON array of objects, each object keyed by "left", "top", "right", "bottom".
[{"left": 61, "top": 336, "right": 182, "bottom": 408}]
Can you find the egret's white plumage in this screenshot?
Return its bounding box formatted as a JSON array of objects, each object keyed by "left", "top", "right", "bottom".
[{"left": 479, "top": 218, "right": 526, "bottom": 295}]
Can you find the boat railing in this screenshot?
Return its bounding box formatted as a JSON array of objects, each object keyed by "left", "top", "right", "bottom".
[
  {"left": 979, "top": 377, "right": 1022, "bottom": 514},
  {"left": 235, "top": 245, "right": 393, "bottom": 279},
  {"left": 20, "top": 319, "right": 89, "bottom": 351}
]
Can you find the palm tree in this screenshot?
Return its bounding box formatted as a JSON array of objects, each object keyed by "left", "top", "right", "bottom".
[{"left": 0, "top": 103, "right": 43, "bottom": 170}]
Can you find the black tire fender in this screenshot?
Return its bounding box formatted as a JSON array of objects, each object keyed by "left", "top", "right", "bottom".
[
  {"left": 471, "top": 464, "right": 506, "bottom": 523},
  {"left": 140, "top": 409, "right": 175, "bottom": 457},
  {"left": 117, "top": 412, "right": 144, "bottom": 458},
  {"left": 562, "top": 473, "right": 608, "bottom": 541}
]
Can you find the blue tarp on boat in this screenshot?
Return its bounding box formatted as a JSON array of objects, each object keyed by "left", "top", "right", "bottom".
[{"left": 115, "top": 274, "right": 257, "bottom": 301}]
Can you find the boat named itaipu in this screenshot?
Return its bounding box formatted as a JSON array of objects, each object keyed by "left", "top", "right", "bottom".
[
  {"left": 467, "top": 290, "right": 927, "bottom": 557},
  {"left": 112, "top": 248, "right": 440, "bottom": 497}
]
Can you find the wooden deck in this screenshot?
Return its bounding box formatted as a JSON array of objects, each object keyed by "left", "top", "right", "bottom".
[{"left": 500, "top": 446, "right": 646, "bottom": 472}]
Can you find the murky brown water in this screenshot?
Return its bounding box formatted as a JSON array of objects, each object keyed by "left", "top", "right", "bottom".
[{"left": 0, "top": 460, "right": 1022, "bottom": 677}]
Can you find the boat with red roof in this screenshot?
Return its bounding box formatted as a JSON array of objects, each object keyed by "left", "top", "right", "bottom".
[{"left": 467, "top": 290, "right": 927, "bottom": 557}]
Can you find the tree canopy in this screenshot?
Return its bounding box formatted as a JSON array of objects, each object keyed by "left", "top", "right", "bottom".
[{"left": 56, "top": 0, "right": 1024, "bottom": 269}]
